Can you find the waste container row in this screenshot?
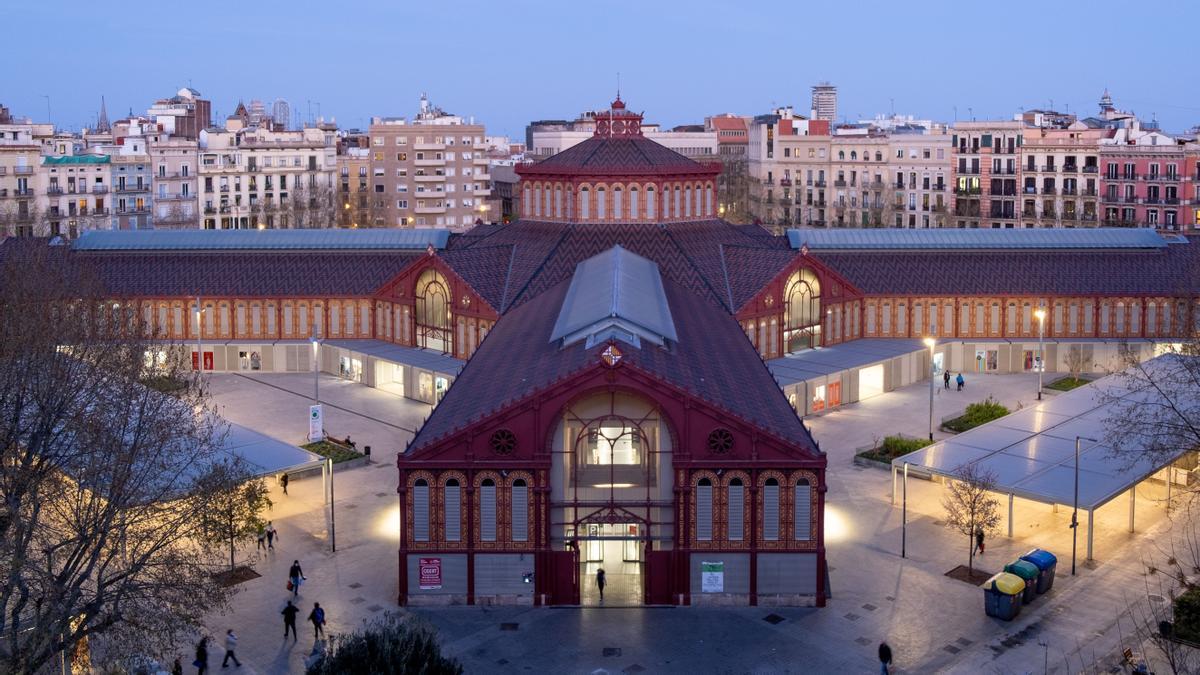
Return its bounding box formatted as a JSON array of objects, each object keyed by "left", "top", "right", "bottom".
[{"left": 982, "top": 548, "right": 1057, "bottom": 621}]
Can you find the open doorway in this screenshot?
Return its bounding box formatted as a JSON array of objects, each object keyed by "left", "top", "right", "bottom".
[{"left": 579, "top": 523, "right": 643, "bottom": 606}]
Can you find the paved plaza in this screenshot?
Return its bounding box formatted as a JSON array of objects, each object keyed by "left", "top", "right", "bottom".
[{"left": 192, "top": 370, "right": 1187, "bottom": 673}]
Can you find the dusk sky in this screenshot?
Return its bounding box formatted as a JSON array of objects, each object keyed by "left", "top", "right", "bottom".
[{"left": 7, "top": 1, "right": 1200, "bottom": 138}]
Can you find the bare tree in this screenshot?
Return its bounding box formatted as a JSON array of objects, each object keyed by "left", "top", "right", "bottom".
[
  {"left": 942, "top": 463, "right": 1003, "bottom": 577},
  {"left": 0, "top": 245, "right": 242, "bottom": 672},
  {"left": 198, "top": 468, "right": 272, "bottom": 570},
  {"left": 1102, "top": 341, "right": 1200, "bottom": 471},
  {"left": 1064, "top": 344, "right": 1090, "bottom": 386}
]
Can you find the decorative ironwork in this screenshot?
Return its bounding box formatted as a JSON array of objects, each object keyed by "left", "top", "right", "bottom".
[
  {"left": 707, "top": 428, "right": 734, "bottom": 454},
  {"left": 489, "top": 428, "right": 516, "bottom": 456},
  {"left": 600, "top": 343, "right": 623, "bottom": 366}
]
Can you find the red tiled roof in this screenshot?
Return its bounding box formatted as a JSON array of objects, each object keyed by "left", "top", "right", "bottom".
[
  {"left": 517, "top": 136, "right": 719, "bottom": 177},
  {"left": 406, "top": 276, "right": 819, "bottom": 455}
]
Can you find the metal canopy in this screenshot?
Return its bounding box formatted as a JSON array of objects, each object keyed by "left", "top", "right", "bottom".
[
  {"left": 893, "top": 355, "right": 1195, "bottom": 511},
  {"left": 767, "top": 338, "right": 927, "bottom": 386},
  {"left": 787, "top": 227, "right": 1167, "bottom": 252},
  {"left": 72, "top": 228, "right": 452, "bottom": 251},
  {"left": 323, "top": 339, "right": 465, "bottom": 375},
  {"left": 550, "top": 245, "right": 678, "bottom": 348}
]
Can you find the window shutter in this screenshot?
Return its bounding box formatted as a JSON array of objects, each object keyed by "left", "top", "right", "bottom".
[
  {"left": 763, "top": 483, "right": 780, "bottom": 541},
  {"left": 480, "top": 482, "right": 497, "bottom": 542},
  {"left": 413, "top": 483, "right": 429, "bottom": 542},
  {"left": 795, "top": 482, "right": 812, "bottom": 541},
  {"left": 727, "top": 483, "right": 744, "bottom": 541},
  {"left": 696, "top": 483, "right": 713, "bottom": 541},
  {"left": 511, "top": 482, "right": 528, "bottom": 542},
  {"left": 444, "top": 483, "right": 460, "bottom": 542}
]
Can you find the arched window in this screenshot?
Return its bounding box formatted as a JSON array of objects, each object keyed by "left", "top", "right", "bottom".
[
  {"left": 705, "top": 185, "right": 713, "bottom": 216},
  {"left": 684, "top": 186, "right": 692, "bottom": 217},
  {"left": 673, "top": 186, "right": 681, "bottom": 217},
  {"left": 444, "top": 479, "right": 461, "bottom": 542},
  {"left": 838, "top": 150, "right": 845, "bottom": 160},
  {"left": 646, "top": 186, "right": 656, "bottom": 219},
  {"left": 413, "top": 479, "right": 430, "bottom": 542},
  {"left": 580, "top": 187, "right": 590, "bottom": 219},
  {"left": 511, "top": 479, "right": 528, "bottom": 542},
  {"left": 696, "top": 478, "right": 713, "bottom": 541},
  {"left": 597, "top": 187, "right": 607, "bottom": 219},
  {"left": 875, "top": 151, "right": 882, "bottom": 162},
  {"left": 555, "top": 185, "right": 563, "bottom": 218},
  {"left": 850, "top": 151, "right": 857, "bottom": 160},
  {"left": 613, "top": 187, "right": 623, "bottom": 220},
  {"left": 480, "top": 478, "right": 497, "bottom": 542},
  {"left": 795, "top": 478, "right": 812, "bottom": 540},
  {"left": 414, "top": 269, "right": 452, "bottom": 353},
  {"left": 784, "top": 269, "right": 822, "bottom": 353},
  {"left": 629, "top": 187, "right": 640, "bottom": 219},
  {"left": 763, "top": 478, "right": 780, "bottom": 541},
  {"left": 728, "top": 478, "right": 744, "bottom": 541}
]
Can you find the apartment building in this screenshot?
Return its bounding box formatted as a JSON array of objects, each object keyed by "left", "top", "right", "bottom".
[
  {"left": 147, "top": 87, "right": 211, "bottom": 140},
  {"left": 336, "top": 146, "right": 371, "bottom": 227},
  {"left": 747, "top": 109, "right": 832, "bottom": 227},
  {"left": 829, "top": 134, "right": 888, "bottom": 226},
  {"left": 950, "top": 121, "right": 1024, "bottom": 228},
  {"left": 199, "top": 124, "right": 337, "bottom": 229},
  {"left": 0, "top": 122, "right": 51, "bottom": 236},
  {"left": 39, "top": 155, "right": 112, "bottom": 238},
  {"left": 706, "top": 114, "right": 751, "bottom": 222},
  {"left": 1099, "top": 125, "right": 1197, "bottom": 230},
  {"left": 149, "top": 135, "right": 199, "bottom": 229},
  {"left": 887, "top": 132, "right": 952, "bottom": 228},
  {"left": 107, "top": 130, "right": 154, "bottom": 231},
  {"left": 811, "top": 82, "right": 837, "bottom": 121},
  {"left": 368, "top": 95, "right": 490, "bottom": 230},
  {"left": 1019, "top": 127, "right": 1103, "bottom": 227}
]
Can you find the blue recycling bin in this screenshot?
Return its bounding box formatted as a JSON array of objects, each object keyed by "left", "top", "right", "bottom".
[
  {"left": 1020, "top": 548, "right": 1058, "bottom": 594},
  {"left": 982, "top": 572, "right": 1025, "bottom": 620}
]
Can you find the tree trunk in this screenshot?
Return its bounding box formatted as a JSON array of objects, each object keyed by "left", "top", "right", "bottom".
[
  {"left": 968, "top": 533, "right": 974, "bottom": 575},
  {"left": 229, "top": 513, "right": 236, "bottom": 570}
]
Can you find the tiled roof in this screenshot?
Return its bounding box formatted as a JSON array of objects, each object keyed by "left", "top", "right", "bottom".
[
  {"left": 517, "top": 136, "right": 718, "bottom": 176},
  {"left": 407, "top": 275, "right": 818, "bottom": 455},
  {"left": 814, "top": 243, "right": 1200, "bottom": 296}
]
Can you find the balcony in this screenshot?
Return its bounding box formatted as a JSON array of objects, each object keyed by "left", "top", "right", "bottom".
[
  {"left": 1165, "top": 197, "right": 1181, "bottom": 205},
  {"left": 931, "top": 183, "right": 946, "bottom": 191},
  {"left": 414, "top": 158, "right": 446, "bottom": 167},
  {"left": 813, "top": 180, "right": 826, "bottom": 188},
  {"left": 1144, "top": 198, "right": 1162, "bottom": 205},
  {"left": 1062, "top": 165, "right": 1078, "bottom": 173},
  {"left": 958, "top": 167, "right": 980, "bottom": 175},
  {"left": 1123, "top": 196, "right": 1140, "bottom": 204},
  {"left": 993, "top": 167, "right": 1016, "bottom": 175},
  {"left": 473, "top": 188, "right": 491, "bottom": 197},
  {"left": 414, "top": 142, "right": 445, "bottom": 151},
  {"left": 13, "top": 187, "right": 33, "bottom": 196},
  {"left": 1103, "top": 219, "right": 1138, "bottom": 227},
  {"left": 475, "top": 172, "right": 491, "bottom": 182},
  {"left": 115, "top": 184, "right": 147, "bottom": 193},
  {"left": 219, "top": 186, "right": 230, "bottom": 192},
  {"left": 414, "top": 174, "right": 445, "bottom": 183},
  {"left": 1082, "top": 189, "right": 1098, "bottom": 197},
  {"left": 13, "top": 166, "right": 33, "bottom": 176},
  {"left": 998, "top": 188, "right": 1018, "bottom": 196},
  {"left": 955, "top": 207, "right": 981, "bottom": 217},
  {"left": 1022, "top": 209, "right": 1036, "bottom": 218},
  {"left": 1144, "top": 174, "right": 1164, "bottom": 182},
  {"left": 46, "top": 186, "right": 63, "bottom": 195},
  {"left": 1040, "top": 165, "right": 1057, "bottom": 172},
  {"left": 1041, "top": 187, "right": 1057, "bottom": 195},
  {"left": 157, "top": 193, "right": 192, "bottom": 201},
  {"left": 0, "top": 167, "right": 6, "bottom": 176},
  {"left": 957, "top": 146, "right": 979, "bottom": 154},
  {"left": 814, "top": 200, "right": 827, "bottom": 207},
  {"left": 415, "top": 204, "right": 447, "bottom": 214},
  {"left": 1082, "top": 165, "right": 1099, "bottom": 173},
  {"left": 1081, "top": 214, "right": 1097, "bottom": 222},
  {"left": 219, "top": 206, "right": 232, "bottom": 214},
  {"left": 779, "top": 178, "right": 792, "bottom": 187},
  {"left": 204, "top": 206, "right": 216, "bottom": 215},
  {"left": 1062, "top": 187, "right": 1077, "bottom": 195},
  {"left": 834, "top": 180, "right": 847, "bottom": 187},
  {"left": 1122, "top": 174, "right": 1138, "bottom": 181},
  {"left": 91, "top": 185, "right": 108, "bottom": 194},
  {"left": 868, "top": 180, "right": 885, "bottom": 189},
  {"left": 954, "top": 187, "right": 982, "bottom": 196}
]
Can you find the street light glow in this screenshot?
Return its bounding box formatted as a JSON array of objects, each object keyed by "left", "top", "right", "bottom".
[
  {"left": 923, "top": 337, "right": 936, "bottom": 349},
  {"left": 1035, "top": 308, "right": 1046, "bottom": 321}
]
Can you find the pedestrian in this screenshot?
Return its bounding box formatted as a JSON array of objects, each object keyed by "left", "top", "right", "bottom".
[
  {"left": 956, "top": 372, "right": 965, "bottom": 391},
  {"left": 221, "top": 629, "right": 241, "bottom": 668},
  {"left": 596, "top": 568, "right": 606, "bottom": 601},
  {"left": 975, "top": 528, "right": 986, "bottom": 556},
  {"left": 943, "top": 369, "right": 951, "bottom": 389},
  {"left": 878, "top": 642, "right": 893, "bottom": 674},
  {"left": 282, "top": 600, "right": 300, "bottom": 641},
  {"left": 193, "top": 637, "right": 209, "bottom": 675},
  {"left": 172, "top": 657, "right": 183, "bottom": 675},
  {"left": 309, "top": 602, "right": 326, "bottom": 640},
  {"left": 255, "top": 526, "right": 266, "bottom": 551},
  {"left": 265, "top": 521, "right": 277, "bottom": 550},
  {"left": 280, "top": 473, "right": 289, "bottom": 496},
  {"left": 289, "top": 560, "right": 306, "bottom": 597}
]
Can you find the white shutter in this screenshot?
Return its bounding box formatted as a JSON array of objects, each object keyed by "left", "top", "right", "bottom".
[
  {"left": 413, "top": 483, "right": 429, "bottom": 542},
  {"left": 511, "top": 482, "right": 528, "bottom": 542},
  {"left": 444, "top": 483, "right": 460, "bottom": 542},
  {"left": 763, "top": 483, "right": 780, "bottom": 541},
  {"left": 696, "top": 483, "right": 712, "bottom": 541},
  {"left": 361, "top": 305, "right": 370, "bottom": 335},
  {"left": 727, "top": 483, "right": 744, "bottom": 541},
  {"left": 480, "top": 482, "right": 497, "bottom": 542},
  {"left": 795, "top": 482, "right": 812, "bottom": 541}
]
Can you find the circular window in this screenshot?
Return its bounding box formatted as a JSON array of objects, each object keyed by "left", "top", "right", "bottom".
[
  {"left": 489, "top": 429, "right": 516, "bottom": 456},
  {"left": 707, "top": 428, "right": 734, "bottom": 454}
]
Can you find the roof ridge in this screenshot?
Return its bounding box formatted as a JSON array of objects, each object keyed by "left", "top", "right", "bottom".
[
  {"left": 500, "top": 243, "right": 518, "bottom": 313},
  {"left": 501, "top": 224, "right": 574, "bottom": 309},
  {"left": 718, "top": 243, "right": 735, "bottom": 311},
  {"left": 660, "top": 221, "right": 736, "bottom": 312}
]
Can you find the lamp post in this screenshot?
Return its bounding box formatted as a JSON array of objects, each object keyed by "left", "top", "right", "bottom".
[
  {"left": 924, "top": 337, "right": 937, "bottom": 441},
  {"left": 194, "top": 296, "right": 202, "bottom": 376},
  {"left": 310, "top": 330, "right": 320, "bottom": 403},
  {"left": 1072, "top": 435, "right": 1098, "bottom": 575},
  {"left": 902, "top": 461, "right": 909, "bottom": 558},
  {"left": 1034, "top": 308, "right": 1046, "bottom": 400}
]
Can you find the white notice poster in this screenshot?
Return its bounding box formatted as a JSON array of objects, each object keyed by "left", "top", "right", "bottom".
[
  {"left": 308, "top": 404, "right": 324, "bottom": 442},
  {"left": 701, "top": 561, "right": 724, "bottom": 593}
]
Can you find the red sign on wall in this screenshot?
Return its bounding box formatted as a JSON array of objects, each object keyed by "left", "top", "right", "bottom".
[{"left": 418, "top": 557, "right": 442, "bottom": 590}]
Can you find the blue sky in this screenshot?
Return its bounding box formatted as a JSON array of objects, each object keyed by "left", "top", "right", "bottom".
[{"left": 5, "top": 1, "right": 1199, "bottom": 138}]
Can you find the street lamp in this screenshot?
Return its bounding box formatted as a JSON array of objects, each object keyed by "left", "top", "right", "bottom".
[
  {"left": 310, "top": 330, "right": 321, "bottom": 403},
  {"left": 1072, "top": 435, "right": 1098, "bottom": 575},
  {"left": 923, "top": 337, "right": 937, "bottom": 441},
  {"left": 1034, "top": 308, "right": 1046, "bottom": 400}
]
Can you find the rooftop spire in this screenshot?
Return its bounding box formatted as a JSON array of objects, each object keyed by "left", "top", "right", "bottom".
[{"left": 96, "top": 96, "right": 110, "bottom": 132}]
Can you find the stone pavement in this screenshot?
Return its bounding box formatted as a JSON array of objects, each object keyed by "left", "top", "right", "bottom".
[{"left": 189, "top": 370, "right": 1185, "bottom": 674}]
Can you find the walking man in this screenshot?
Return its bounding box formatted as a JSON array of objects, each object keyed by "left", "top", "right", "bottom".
[
  {"left": 289, "top": 560, "right": 306, "bottom": 597},
  {"left": 221, "top": 629, "right": 241, "bottom": 668},
  {"left": 943, "top": 369, "right": 951, "bottom": 389},
  {"left": 596, "top": 568, "right": 606, "bottom": 602},
  {"left": 280, "top": 473, "right": 289, "bottom": 496},
  {"left": 975, "top": 528, "right": 986, "bottom": 556},
  {"left": 255, "top": 526, "right": 266, "bottom": 551},
  {"left": 282, "top": 600, "right": 300, "bottom": 641},
  {"left": 956, "top": 372, "right": 965, "bottom": 391},
  {"left": 309, "top": 602, "right": 327, "bottom": 640},
  {"left": 878, "top": 642, "right": 893, "bottom": 675},
  {"left": 194, "top": 637, "right": 209, "bottom": 675},
  {"left": 265, "top": 521, "right": 277, "bottom": 550}
]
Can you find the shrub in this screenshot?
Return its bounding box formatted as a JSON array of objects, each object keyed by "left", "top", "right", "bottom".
[
  {"left": 1173, "top": 587, "right": 1200, "bottom": 643},
  {"left": 1046, "top": 375, "right": 1091, "bottom": 392},
  {"left": 306, "top": 612, "right": 462, "bottom": 675},
  {"left": 301, "top": 440, "right": 363, "bottom": 463},
  {"left": 858, "top": 435, "right": 932, "bottom": 463},
  {"left": 944, "top": 396, "right": 1009, "bottom": 433}
]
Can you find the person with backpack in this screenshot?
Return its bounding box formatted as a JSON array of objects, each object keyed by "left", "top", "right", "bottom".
[
  {"left": 282, "top": 600, "right": 300, "bottom": 641},
  {"left": 956, "top": 372, "right": 965, "bottom": 391},
  {"left": 308, "top": 602, "right": 327, "bottom": 640}
]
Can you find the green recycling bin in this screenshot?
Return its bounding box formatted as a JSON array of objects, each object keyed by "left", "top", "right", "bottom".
[
  {"left": 1003, "top": 560, "right": 1039, "bottom": 604},
  {"left": 981, "top": 572, "right": 1025, "bottom": 620}
]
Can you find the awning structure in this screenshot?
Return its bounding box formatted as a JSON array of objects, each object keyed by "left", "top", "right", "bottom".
[
  {"left": 767, "top": 338, "right": 926, "bottom": 386},
  {"left": 220, "top": 423, "right": 324, "bottom": 478},
  {"left": 323, "top": 339, "right": 465, "bottom": 376},
  {"left": 892, "top": 354, "right": 1199, "bottom": 560}
]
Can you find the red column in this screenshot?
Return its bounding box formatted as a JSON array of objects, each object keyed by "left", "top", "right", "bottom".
[
  {"left": 397, "top": 469, "right": 408, "bottom": 606},
  {"left": 815, "top": 475, "right": 827, "bottom": 608}
]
